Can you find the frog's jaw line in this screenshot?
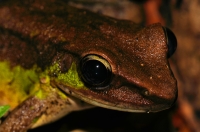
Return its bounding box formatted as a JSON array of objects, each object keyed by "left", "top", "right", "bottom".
[
  {"left": 74, "top": 92, "right": 147, "bottom": 113},
  {"left": 83, "top": 98, "right": 147, "bottom": 113},
  {"left": 57, "top": 85, "right": 147, "bottom": 113},
  {"left": 74, "top": 92, "right": 170, "bottom": 113},
  {"left": 58, "top": 83, "right": 172, "bottom": 113}
]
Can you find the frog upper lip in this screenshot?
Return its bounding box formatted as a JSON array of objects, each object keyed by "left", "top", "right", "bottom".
[
  {"left": 133, "top": 83, "right": 177, "bottom": 107},
  {"left": 59, "top": 81, "right": 176, "bottom": 112},
  {"left": 116, "top": 83, "right": 177, "bottom": 110}
]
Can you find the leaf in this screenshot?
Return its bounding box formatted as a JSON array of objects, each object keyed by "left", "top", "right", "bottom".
[{"left": 0, "top": 105, "right": 10, "bottom": 118}]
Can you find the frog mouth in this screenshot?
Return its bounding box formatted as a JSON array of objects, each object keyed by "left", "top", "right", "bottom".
[{"left": 56, "top": 83, "right": 176, "bottom": 113}]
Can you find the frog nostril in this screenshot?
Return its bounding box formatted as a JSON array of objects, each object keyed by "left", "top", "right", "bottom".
[
  {"left": 163, "top": 27, "right": 177, "bottom": 58},
  {"left": 143, "top": 90, "right": 149, "bottom": 96}
]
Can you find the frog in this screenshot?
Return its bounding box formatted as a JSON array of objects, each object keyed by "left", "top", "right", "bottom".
[{"left": 0, "top": 0, "right": 177, "bottom": 131}]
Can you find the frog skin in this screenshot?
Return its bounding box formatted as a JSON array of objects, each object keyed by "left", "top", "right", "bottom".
[{"left": 0, "top": 0, "right": 177, "bottom": 131}]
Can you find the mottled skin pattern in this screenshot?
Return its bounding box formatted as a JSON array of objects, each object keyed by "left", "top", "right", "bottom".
[
  {"left": 0, "top": 97, "right": 45, "bottom": 132},
  {"left": 0, "top": 0, "right": 177, "bottom": 131}
]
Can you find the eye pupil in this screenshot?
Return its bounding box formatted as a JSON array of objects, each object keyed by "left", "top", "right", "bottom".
[
  {"left": 82, "top": 60, "right": 107, "bottom": 84},
  {"left": 80, "top": 55, "right": 112, "bottom": 89}
]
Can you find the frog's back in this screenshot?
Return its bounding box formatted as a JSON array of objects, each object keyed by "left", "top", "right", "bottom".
[{"left": 0, "top": 0, "right": 141, "bottom": 69}]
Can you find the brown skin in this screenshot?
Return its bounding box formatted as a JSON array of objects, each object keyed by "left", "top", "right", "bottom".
[
  {"left": 0, "top": 90, "right": 83, "bottom": 132},
  {"left": 0, "top": 97, "right": 46, "bottom": 132},
  {"left": 0, "top": 0, "right": 177, "bottom": 131}
]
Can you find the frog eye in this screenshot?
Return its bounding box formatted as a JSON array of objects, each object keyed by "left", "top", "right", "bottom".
[
  {"left": 80, "top": 54, "right": 112, "bottom": 90},
  {"left": 163, "top": 27, "right": 177, "bottom": 58}
]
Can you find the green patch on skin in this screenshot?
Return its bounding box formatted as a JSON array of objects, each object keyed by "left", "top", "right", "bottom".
[
  {"left": 35, "top": 74, "right": 68, "bottom": 100},
  {"left": 0, "top": 105, "right": 10, "bottom": 118},
  {"left": 48, "top": 62, "right": 86, "bottom": 89},
  {"left": 0, "top": 61, "right": 84, "bottom": 111},
  {"left": 32, "top": 117, "right": 39, "bottom": 124},
  {"left": 0, "top": 61, "right": 41, "bottom": 110},
  {"left": 34, "top": 89, "right": 46, "bottom": 100},
  {"left": 30, "top": 30, "right": 40, "bottom": 38}
]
